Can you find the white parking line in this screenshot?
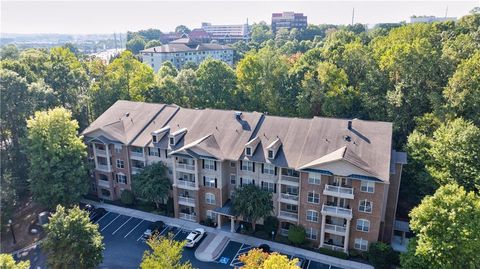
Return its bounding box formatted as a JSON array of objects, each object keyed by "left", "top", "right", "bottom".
[
  {"left": 159, "top": 226, "right": 169, "bottom": 236},
  {"left": 101, "top": 215, "right": 120, "bottom": 231},
  {"left": 112, "top": 217, "right": 132, "bottom": 235},
  {"left": 125, "top": 220, "right": 143, "bottom": 238},
  {"left": 94, "top": 212, "right": 110, "bottom": 224},
  {"left": 173, "top": 228, "right": 183, "bottom": 239},
  {"left": 306, "top": 259, "right": 311, "bottom": 269},
  {"left": 230, "top": 243, "right": 245, "bottom": 267}
]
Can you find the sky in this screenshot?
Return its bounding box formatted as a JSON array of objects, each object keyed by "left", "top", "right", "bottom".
[{"left": 1, "top": 1, "right": 478, "bottom": 34}]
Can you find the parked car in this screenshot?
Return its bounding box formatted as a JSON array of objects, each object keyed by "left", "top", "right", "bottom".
[
  {"left": 184, "top": 228, "right": 206, "bottom": 248},
  {"left": 292, "top": 254, "right": 306, "bottom": 268},
  {"left": 257, "top": 244, "right": 271, "bottom": 253},
  {"left": 79, "top": 202, "right": 95, "bottom": 213},
  {"left": 89, "top": 208, "right": 106, "bottom": 222},
  {"left": 142, "top": 221, "right": 166, "bottom": 241}
]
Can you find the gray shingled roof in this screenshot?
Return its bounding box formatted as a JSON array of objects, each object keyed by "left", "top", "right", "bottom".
[{"left": 83, "top": 101, "right": 395, "bottom": 182}]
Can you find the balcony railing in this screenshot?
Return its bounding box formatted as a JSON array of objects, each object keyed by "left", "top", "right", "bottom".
[
  {"left": 130, "top": 151, "right": 144, "bottom": 158},
  {"left": 281, "top": 175, "right": 299, "bottom": 184},
  {"left": 95, "top": 148, "right": 107, "bottom": 156},
  {"left": 321, "top": 204, "right": 353, "bottom": 219},
  {"left": 97, "top": 179, "right": 110, "bottom": 188},
  {"left": 179, "top": 213, "right": 197, "bottom": 222},
  {"left": 96, "top": 164, "right": 110, "bottom": 172},
  {"left": 177, "top": 179, "right": 196, "bottom": 188},
  {"left": 324, "top": 184, "right": 354, "bottom": 199},
  {"left": 324, "top": 223, "right": 347, "bottom": 234},
  {"left": 280, "top": 228, "right": 289, "bottom": 236},
  {"left": 132, "top": 167, "right": 143, "bottom": 174},
  {"left": 176, "top": 163, "right": 195, "bottom": 171},
  {"left": 280, "top": 193, "right": 299, "bottom": 201},
  {"left": 178, "top": 196, "right": 196, "bottom": 205},
  {"left": 323, "top": 243, "right": 345, "bottom": 252},
  {"left": 279, "top": 210, "right": 298, "bottom": 220}
]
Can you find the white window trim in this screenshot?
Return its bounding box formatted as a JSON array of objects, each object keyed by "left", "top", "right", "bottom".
[
  {"left": 205, "top": 193, "right": 216, "bottom": 205},
  {"left": 354, "top": 238, "right": 369, "bottom": 251},
  {"left": 307, "top": 191, "right": 320, "bottom": 204},
  {"left": 306, "top": 227, "right": 318, "bottom": 240},
  {"left": 360, "top": 181, "right": 375, "bottom": 193},
  {"left": 241, "top": 161, "right": 254, "bottom": 172},
  {"left": 306, "top": 210, "right": 319, "bottom": 222},
  {"left": 245, "top": 147, "right": 252, "bottom": 156},
  {"left": 205, "top": 176, "right": 216, "bottom": 188},
  {"left": 169, "top": 136, "right": 175, "bottom": 146},
  {"left": 204, "top": 159, "right": 215, "bottom": 170},
  {"left": 116, "top": 173, "right": 127, "bottom": 184},
  {"left": 308, "top": 173, "right": 321, "bottom": 185},
  {"left": 206, "top": 210, "right": 217, "bottom": 220},
  {"left": 356, "top": 219, "right": 370, "bottom": 232},
  {"left": 263, "top": 163, "right": 275, "bottom": 175},
  {"left": 359, "top": 199, "right": 373, "bottom": 213},
  {"left": 116, "top": 159, "right": 124, "bottom": 169},
  {"left": 267, "top": 150, "right": 274, "bottom": 159}
]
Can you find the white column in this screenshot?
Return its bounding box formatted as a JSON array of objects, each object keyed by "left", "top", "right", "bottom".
[
  {"left": 230, "top": 217, "right": 235, "bottom": 232},
  {"left": 319, "top": 214, "right": 326, "bottom": 248},
  {"left": 172, "top": 157, "right": 178, "bottom": 187},
  {"left": 217, "top": 214, "right": 222, "bottom": 230},
  {"left": 344, "top": 219, "right": 351, "bottom": 253},
  {"left": 93, "top": 144, "right": 99, "bottom": 169},
  {"left": 105, "top": 144, "right": 111, "bottom": 171},
  {"left": 194, "top": 159, "right": 200, "bottom": 189}
]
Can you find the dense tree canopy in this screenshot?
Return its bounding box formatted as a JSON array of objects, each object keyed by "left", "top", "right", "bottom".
[
  {"left": 140, "top": 235, "right": 192, "bottom": 269},
  {"left": 239, "top": 248, "right": 300, "bottom": 269},
  {"left": 232, "top": 184, "right": 273, "bottom": 231},
  {"left": 132, "top": 162, "right": 171, "bottom": 208}
]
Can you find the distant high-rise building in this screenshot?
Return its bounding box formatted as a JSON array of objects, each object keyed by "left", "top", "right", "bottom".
[
  {"left": 271, "top": 12, "right": 308, "bottom": 33},
  {"left": 409, "top": 15, "right": 457, "bottom": 24},
  {"left": 201, "top": 22, "right": 250, "bottom": 43}
]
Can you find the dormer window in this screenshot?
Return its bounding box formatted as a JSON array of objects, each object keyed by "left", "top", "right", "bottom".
[
  {"left": 152, "top": 135, "right": 157, "bottom": 143},
  {"left": 245, "top": 147, "right": 252, "bottom": 156},
  {"left": 169, "top": 137, "right": 175, "bottom": 146},
  {"left": 268, "top": 150, "right": 274, "bottom": 159}
]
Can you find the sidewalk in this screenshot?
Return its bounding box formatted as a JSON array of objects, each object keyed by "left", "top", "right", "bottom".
[{"left": 83, "top": 199, "right": 373, "bottom": 269}]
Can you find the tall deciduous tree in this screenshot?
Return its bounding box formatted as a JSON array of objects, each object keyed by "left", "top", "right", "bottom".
[
  {"left": 132, "top": 162, "right": 171, "bottom": 209},
  {"left": 0, "top": 254, "right": 30, "bottom": 269},
  {"left": 126, "top": 36, "right": 146, "bottom": 54},
  {"left": 196, "top": 58, "right": 237, "bottom": 109},
  {"left": 232, "top": 184, "right": 273, "bottom": 231},
  {"left": 140, "top": 235, "right": 192, "bottom": 269},
  {"left": 402, "top": 184, "right": 480, "bottom": 269},
  {"left": 27, "top": 107, "right": 88, "bottom": 208},
  {"left": 239, "top": 248, "right": 300, "bottom": 269},
  {"left": 43, "top": 205, "right": 104, "bottom": 269}
]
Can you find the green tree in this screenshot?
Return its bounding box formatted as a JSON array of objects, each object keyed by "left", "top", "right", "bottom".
[
  {"left": 239, "top": 249, "right": 300, "bottom": 269},
  {"left": 426, "top": 118, "right": 480, "bottom": 192},
  {"left": 42, "top": 205, "right": 104, "bottom": 269},
  {"left": 443, "top": 52, "right": 480, "bottom": 125},
  {"left": 27, "top": 107, "right": 88, "bottom": 208},
  {"left": 232, "top": 184, "right": 273, "bottom": 231},
  {"left": 132, "top": 162, "right": 171, "bottom": 209},
  {"left": 175, "top": 25, "right": 191, "bottom": 34},
  {"left": 120, "top": 189, "right": 135, "bottom": 205},
  {"left": 0, "top": 44, "right": 20, "bottom": 60},
  {"left": 400, "top": 238, "right": 429, "bottom": 269},
  {"left": 196, "top": 58, "right": 237, "bottom": 109},
  {"left": 404, "top": 184, "right": 480, "bottom": 268},
  {"left": 157, "top": 61, "right": 178, "bottom": 78},
  {"left": 0, "top": 254, "right": 30, "bottom": 269},
  {"left": 175, "top": 69, "right": 199, "bottom": 106},
  {"left": 126, "top": 36, "right": 146, "bottom": 54},
  {"left": 251, "top": 22, "right": 274, "bottom": 44},
  {"left": 140, "top": 235, "right": 192, "bottom": 269},
  {"left": 367, "top": 242, "right": 395, "bottom": 269},
  {"left": 287, "top": 224, "right": 306, "bottom": 245},
  {"left": 145, "top": 40, "right": 162, "bottom": 49}
]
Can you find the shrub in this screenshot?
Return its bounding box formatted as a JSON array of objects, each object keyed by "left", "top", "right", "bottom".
[
  {"left": 367, "top": 242, "right": 395, "bottom": 269},
  {"left": 317, "top": 247, "right": 349, "bottom": 259},
  {"left": 287, "top": 224, "right": 306, "bottom": 245},
  {"left": 120, "top": 190, "right": 135, "bottom": 205},
  {"left": 263, "top": 216, "right": 279, "bottom": 235}
]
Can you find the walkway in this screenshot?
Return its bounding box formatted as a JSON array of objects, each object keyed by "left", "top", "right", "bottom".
[{"left": 82, "top": 199, "right": 373, "bottom": 269}]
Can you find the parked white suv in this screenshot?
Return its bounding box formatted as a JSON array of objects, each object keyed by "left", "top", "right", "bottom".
[{"left": 184, "top": 228, "right": 205, "bottom": 248}]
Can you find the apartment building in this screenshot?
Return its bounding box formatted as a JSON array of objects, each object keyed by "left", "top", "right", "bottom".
[
  {"left": 409, "top": 15, "right": 457, "bottom": 24},
  {"left": 82, "top": 100, "right": 406, "bottom": 253},
  {"left": 140, "top": 38, "right": 234, "bottom": 71},
  {"left": 201, "top": 22, "right": 251, "bottom": 43},
  {"left": 271, "top": 12, "right": 308, "bottom": 33}
]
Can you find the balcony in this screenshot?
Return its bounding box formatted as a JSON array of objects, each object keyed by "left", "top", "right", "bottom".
[
  {"left": 178, "top": 196, "right": 196, "bottom": 206},
  {"left": 278, "top": 210, "right": 298, "bottom": 221},
  {"left": 176, "top": 163, "right": 195, "bottom": 172},
  {"left": 321, "top": 204, "right": 352, "bottom": 219},
  {"left": 130, "top": 150, "right": 145, "bottom": 160},
  {"left": 323, "top": 243, "right": 345, "bottom": 252},
  {"left": 323, "top": 184, "right": 354, "bottom": 200},
  {"left": 177, "top": 179, "right": 196, "bottom": 189},
  {"left": 279, "top": 193, "right": 299, "bottom": 204},
  {"left": 97, "top": 179, "right": 110, "bottom": 188},
  {"left": 132, "top": 167, "right": 143, "bottom": 175},
  {"left": 280, "top": 175, "right": 299, "bottom": 186},
  {"left": 179, "top": 213, "right": 197, "bottom": 222},
  {"left": 96, "top": 164, "right": 111, "bottom": 172},
  {"left": 94, "top": 148, "right": 107, "bottom": 156},
  {"left": 324, "top": 223, "right": 347, "bottom": 235}
]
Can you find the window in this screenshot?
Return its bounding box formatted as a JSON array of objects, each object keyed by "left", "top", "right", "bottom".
[
  {"left": 267, "top": 150, "right": 274, "bottom": 159},
  {"left": 169, "top": 137, "right": 175, "bottom": 146},
  {"left": 241, "top": 178, "right": 254, "bottom": 185},
  {"left": 356, "top": 219, "right": 370, "bottom": 232},
  {"left": 230, "top": 174, "right": 236, "bottom": 184},
  {"left": 306, "top": 210, "right": 319, "bottom": 222},
  {"left": 131, "top": 146, "right": 143, "bottom": 154},
  {"left": 285, "top": 204, "right": 297, "bottom": 212},
  {"left": 308, "top": 173, "right": 321, "bottom": 185},
  {"left": 307, "top": 192, "right": 320, "bottom": 204},
  {"left": 306, "top": 227, "right": 318, "bottom": 240},
  {"left": 114, "top": 145, "right": 122, "bottom": 154},
  {"left": 262, "top": 181, "right": 275, "bottom": 193},
  {"left": 205, "top": 193, "right": 216, "bottom": 205},
  {"left": 245, "top": 147, "right": 252, "bottom": 156},
  {"left": 116, "top": 173, "right": 127, "bottom": 184},
  {"left": 263, "top": 163, "right": 275, "bottom": 175},
  {"left": 148, "top": 147, "right": 159, "bottom": 157},
  {"left": 241, "top": 161, "right": 254, "bottom": 172},
  {"left": 204, "top": 176, "right": 216, "bottom": 188},
  {"left": 359, "top": 200, "right": 373, "bottom": 213},
  {"left": 116, "top": 159, "right": 125, "bottom": 169},
  {"left": 206, "top": 210, "right": 217, "bottom": 220},
  {"left": 152, "top": 135, "right": 157, "bottom": 143},
  {"left": 204, "top": 159, "right": 215, "bottom": 170},
  {"left": 360, "top": 181, "right": 375, "bottom": 193},
  {"left": 354, "top": 238, "right": 368, "bottom": 251},
  {"left": 230, "top": 161, "right": 236, "bottom": 168}
]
